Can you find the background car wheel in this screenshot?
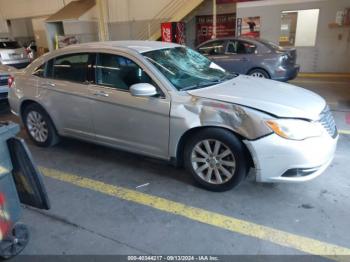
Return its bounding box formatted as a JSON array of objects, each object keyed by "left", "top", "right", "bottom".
[
  {"left": 0, "top": 223, "right": 29, "bottom": 259},
  {"left": 248, "top": 69, "right": 270, "bottom": 79},
  {"left": 23, "top": 104, "right": 59, "bottom": 147},
  {"left": 184, "top": 128, "right": 247, "bottom": 192}
]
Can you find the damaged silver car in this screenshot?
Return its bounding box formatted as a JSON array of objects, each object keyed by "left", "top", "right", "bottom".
[{"left": 8, "top": 41, "right": 338, "bottom": 191}]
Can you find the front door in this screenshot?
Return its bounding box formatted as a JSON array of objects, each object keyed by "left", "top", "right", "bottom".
[{"left": 88, "top": 53, "right": 171, "bottom": 159}]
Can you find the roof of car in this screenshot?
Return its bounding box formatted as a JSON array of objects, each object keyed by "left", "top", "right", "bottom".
[
  {"left": 61, "top": 41, "right": 182, "bottom": 54},
  {"left": 197, "top": 37, "right": 262, "bottom": 47}
]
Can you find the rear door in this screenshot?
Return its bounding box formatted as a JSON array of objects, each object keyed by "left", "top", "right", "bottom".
[{"left": 36, "top": 53, "right": 95, "bottom": 140}]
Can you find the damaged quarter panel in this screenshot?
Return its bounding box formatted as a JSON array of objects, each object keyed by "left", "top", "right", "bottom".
[{"left": 169, "top": 93, "right": 273, "bottom": 158}]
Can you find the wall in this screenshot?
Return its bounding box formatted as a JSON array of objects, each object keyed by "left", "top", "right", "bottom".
[
  {"left": 32, "top": 17, "right": 49, "bottom": 49},
  {"left": 63, "top": 20, "right": 99, "bottom": 43},
  {"left": 80, "top": 5, "right": 99, "bottom": 21},
  {"left": 107, "top": 0, "right": 173, "bottom": 40},
  {"left": 237, "top": 0, "right": 350, "bottom": 73},
  {"left": 184, "top": 0, "right": 236, "bottom": 48},
  {"left": 0, "top": 0, "right": 74, "bottom": 19},
  {"left": 6, "top": 18, "right": 34, "bottom": 45},
  {"left": 0, "top": 0, "right": 74, "bottom": 46}
]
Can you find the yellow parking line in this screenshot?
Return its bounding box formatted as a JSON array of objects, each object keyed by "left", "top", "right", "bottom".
[
  {"left": 298, "top": 73, "right": 350, "bottom": 78},
  {"left": 40, "top": 167, "right": 350, "bottom": 260},
  {"left": 339, "top": 130, "right": 350, "bottom": 135}
]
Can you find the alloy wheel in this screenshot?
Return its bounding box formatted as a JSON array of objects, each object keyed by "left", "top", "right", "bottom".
[
  {"left": 191, "top": 139, "right": 236, "bottom": 185},
  {"left": 250, "top": 72, "right": 266, "bottom": 78},
  {"left": 26, "top": 111, "right": 49, "bottom": 143}
]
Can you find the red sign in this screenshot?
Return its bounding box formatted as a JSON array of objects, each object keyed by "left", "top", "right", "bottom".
[
  {"left": 196, "top": 13, "right": 236, "bottom": 45},
  {"left": 161, "top": 22, "right": 186, "bottom": 44},
  {"left": 175, "top": 22, "right": 186, "bottom": 45},
  {"left": 161, "top": 23, "right": 173, "bottom": 42}
]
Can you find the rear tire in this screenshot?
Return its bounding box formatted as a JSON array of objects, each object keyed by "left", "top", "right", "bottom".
[
  {"left": 184, "top": 128, "right": 247, "bottom": 192},
  {"left": 23, "top": 103, "right": 59, "bottom": 147},
  {"left": 248, "top": 69, "right": 270, "bottom": 79}
]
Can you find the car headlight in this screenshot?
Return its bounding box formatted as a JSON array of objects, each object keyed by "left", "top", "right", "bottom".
[{"left": 265, "top": 119, "right": 323, "bottom": 140}]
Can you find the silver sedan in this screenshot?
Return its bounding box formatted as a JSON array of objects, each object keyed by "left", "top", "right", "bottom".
[{"left": 8, "top": 41, "right": 338, "bottom": 191}]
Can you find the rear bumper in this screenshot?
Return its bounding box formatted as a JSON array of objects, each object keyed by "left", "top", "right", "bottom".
[
  {"left": 272, "top": 65, "right": 300, "bottom": 82},
  {"left": 244, "top": 132, "right": 338, "bottom": 183}
]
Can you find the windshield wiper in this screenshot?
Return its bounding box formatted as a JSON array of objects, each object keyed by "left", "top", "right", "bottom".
[
  {"left": 220, "top": 73, "right": 238, "bottom": 82},
  {"left": 180, "top": 81, "right": 219, "bottom": 91},
  {"left": 180, "top": 73, "right": 238, "bottom": 91}
]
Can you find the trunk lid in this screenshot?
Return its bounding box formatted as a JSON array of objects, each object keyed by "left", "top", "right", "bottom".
[{"left": 0, "top": 48, "right": 28, "bottom": 62}]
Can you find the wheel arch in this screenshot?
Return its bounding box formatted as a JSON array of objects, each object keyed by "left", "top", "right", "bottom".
[
  {"left": 20, "top": 100, "right": 43, "bottom": 120},
  {"left": 20, "top": 100, "right": 59, "bottom": 133},
  {"left": 247, "top": 67, "right": 271, "bottom": 78},
  {"left": 174, "top": 126, "right": 255, "bottom": 171}
]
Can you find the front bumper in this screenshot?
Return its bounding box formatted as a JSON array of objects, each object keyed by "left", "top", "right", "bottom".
[{"left": 244, "top": 132, "right": 338, "bottom": 183}]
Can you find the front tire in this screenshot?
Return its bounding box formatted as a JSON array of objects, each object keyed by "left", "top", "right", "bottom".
[
  {"left": 23, "top": 104, "right": 59, "bottom": 147},
  {"left": 184, "top": 128, "right": 247, "bottom": 192}
]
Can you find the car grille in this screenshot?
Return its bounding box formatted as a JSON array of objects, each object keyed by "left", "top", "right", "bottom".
[{"left": 319, "top": 106, "right": 337, "bottom": 138}]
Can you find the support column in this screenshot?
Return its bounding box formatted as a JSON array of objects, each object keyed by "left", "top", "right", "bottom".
[
  {"left": 97, "top": 0, "right": 110, "bottom": 41},
  {"left": 212, "top": 0, "right": 217, "bottom": 39}
]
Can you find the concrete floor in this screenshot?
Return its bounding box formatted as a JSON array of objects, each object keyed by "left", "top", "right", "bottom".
[{"left": 0, "top": 77, "right": 350, "bottom": 256}]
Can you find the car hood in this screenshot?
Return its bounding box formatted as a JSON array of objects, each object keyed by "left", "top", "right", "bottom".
[{"left": 188, "top": 75, "right": 326, "bottom": 120}]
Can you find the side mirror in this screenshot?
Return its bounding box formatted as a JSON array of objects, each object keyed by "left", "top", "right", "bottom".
[{"left": 130, "top": 83, "right": 158, "bottom": 97}]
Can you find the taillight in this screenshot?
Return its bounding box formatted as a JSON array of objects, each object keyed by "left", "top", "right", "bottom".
[
  {"left": 8, "top": 76, "right": 14, "bottom": 88},
  {"left": 280, "top": 54, "right": 289, "bottom": 65}
]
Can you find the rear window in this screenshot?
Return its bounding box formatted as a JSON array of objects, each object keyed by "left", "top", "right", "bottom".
[
  {"left": 48, "top": 53, "right": 90, "bottom": 83},
  {"left": 0, "top": 41, "right": 21, "bottom": 49},
  {"left": 259, "top": 39, "right": 285, "bottom": 52}
]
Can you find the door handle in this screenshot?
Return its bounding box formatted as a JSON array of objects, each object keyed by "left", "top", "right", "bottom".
[
  {"left": 93, "top": 91, "right": 109, "bottom": 97},
  {"left": 240, "top": 57, "right": 248, "bottom": 62}
]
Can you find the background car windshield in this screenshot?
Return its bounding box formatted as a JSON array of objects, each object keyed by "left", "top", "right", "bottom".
[
  {"left": 143, "top": 47, "right": 234, "bottom": 91},
  {"left": 0, "top": 41, "right": 21, "bottom": 49}
]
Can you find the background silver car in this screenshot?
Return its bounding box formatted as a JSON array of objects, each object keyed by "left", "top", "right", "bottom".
[
  {"left": 197, "top": 37, "right": 300, "bottom": 81},
  {"left": 8, "top": 41, "right": 337, "bottom": 191},
  {"left": 0, "top": 38, "right": 30, "bottom": 69},
  {"left": 0, "top": 65, "right": 16, "bottom": 101}
]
